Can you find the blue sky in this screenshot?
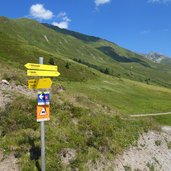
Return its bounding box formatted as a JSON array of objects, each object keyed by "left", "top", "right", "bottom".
[{"left": 1, "top": 0, "right": 171, "bottom": 56}]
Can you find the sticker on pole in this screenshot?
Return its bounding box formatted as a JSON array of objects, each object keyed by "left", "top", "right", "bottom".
[
  {"left": 38, "top": 92, "right": 50, "bottom": 105},
  {"left": 36, "top": 105, "right": 50, "bottom": 122}
]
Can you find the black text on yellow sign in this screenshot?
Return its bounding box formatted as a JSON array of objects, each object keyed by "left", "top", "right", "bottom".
[{"left": 28, "top": 78, "right": 52, "bottom": 89}]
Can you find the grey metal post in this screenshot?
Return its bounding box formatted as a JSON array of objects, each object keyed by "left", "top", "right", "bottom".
[{"left": 39, "top": 57, "right": 45, "bottom": 171}]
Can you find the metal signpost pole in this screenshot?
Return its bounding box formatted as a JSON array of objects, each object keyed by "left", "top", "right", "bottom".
[
  {"left": 39, "top": 57, "right": 45, "bottom": 171},
  {"left": 25, "top": 57, "right": 60, "bottom": 171}
]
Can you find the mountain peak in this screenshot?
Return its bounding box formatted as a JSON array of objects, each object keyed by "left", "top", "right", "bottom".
[{"left": 145, "top": 52, "right": 168, "bottom": 63}]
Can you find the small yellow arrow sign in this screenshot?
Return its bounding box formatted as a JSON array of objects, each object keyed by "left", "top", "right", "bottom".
[
  {"left": 27, "top": 70, "right": 60, "bottom": 77},
  {"left": 28, "top": 78, "right": 53, "bottom": 89},
  {"left": 25, "top": 63, "right": 57, "bottom": 71}
]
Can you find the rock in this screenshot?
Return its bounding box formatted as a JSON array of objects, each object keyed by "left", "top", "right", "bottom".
[
  {"left": 60, "top": 148, "right": 76, "bottom": 165},
  {"left": 58, "top": 85, "right": 64, "bottom": 92},
  {"left": 1, "top": 80, "right": 9, "bottom": 85}
]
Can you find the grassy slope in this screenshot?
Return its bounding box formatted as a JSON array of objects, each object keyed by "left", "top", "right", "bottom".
[
  {"left": 62, "top": 73, "right": 171, "bottom": 114},
  {"left": 45, "top": 24, "right": 171, "bottom": 88},
  {"left": 14, "top": 18, "right": 123, "bottom": 71},
  {"left": 1, "top": 17, "right": 171, "bottom": 170},
  {"left": 0, "top": 93, "right": 157, "bottom": 170},
  {"left": 1, "top": 16, "right": 171, "bottom": 87}
]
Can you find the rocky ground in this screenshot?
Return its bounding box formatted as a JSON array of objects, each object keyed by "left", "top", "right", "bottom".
[
  {"left": 0, "top": 80, "right": 36, "bottom": 110},
  {"left": 114, "top": 128, "right": 171, "bottom": 171},
  {"left": 87, "top": 128, "right": 171, "bottom": 171},
  {"left": 0, "top": 150, "right": 19, "bottom": 171}
]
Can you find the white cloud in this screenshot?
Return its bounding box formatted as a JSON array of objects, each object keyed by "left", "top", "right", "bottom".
[
  {"left": 148, "top": 0, "right": 171, "bottom": 3},
  {"left": 52, "top": 12, "right": 71, "bottom": 29},
  {"left": 52, "top": 21, "right": 69, "bottom": 29},
  {"left": 95, "top": 0, "right": 111, "bottom": 6},
  {"left": 30, "top": 4, "right": 53, "bottom": 20},
  {"left": 57, "top": 12, "right": 70, "bottom": 22}
]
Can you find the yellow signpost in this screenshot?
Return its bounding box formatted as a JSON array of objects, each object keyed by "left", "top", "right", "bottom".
[
  {"left": 25, "top": 58, "right": 60, "bottom": 171},
  {"left": 27, "top": 70, "right": 60, "bottom": 77},
  {"left": 25, "top": 63, "right": 57, "bottom": 71},
  {"left": 28, "top": 78, "right": 52, "bottom": 89}
]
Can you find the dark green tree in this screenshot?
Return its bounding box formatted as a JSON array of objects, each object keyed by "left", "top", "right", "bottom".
[
  {"left": 48, "top": 58, "right": 55, "bottom": 65},
  {"left": 104, "top": 68, "right": 109, "bottom": 75},
  {"left": 65, "top": 62, "right": 70, "bottom": 69}
]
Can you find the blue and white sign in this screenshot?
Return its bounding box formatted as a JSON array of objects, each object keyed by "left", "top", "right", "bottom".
[{"left": 38, "top": 91, "right": 50, "bottom": 105}]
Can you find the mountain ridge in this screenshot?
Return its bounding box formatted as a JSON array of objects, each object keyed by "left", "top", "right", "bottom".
[{"left": 144, "top": 52, "right": 168, "bottom": 63}]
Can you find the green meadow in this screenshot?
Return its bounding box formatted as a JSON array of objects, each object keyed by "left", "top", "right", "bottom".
[{"left": 62, "top": 74, "right": 171, "bottom": 115}]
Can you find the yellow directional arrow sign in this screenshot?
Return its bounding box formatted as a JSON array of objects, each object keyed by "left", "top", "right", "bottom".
[
  {"left": 28, "top": 78, "right": 53, "bottom": 89},
  {"left": 27, "top": 70, "right": 60, "bottom": 77},
  {"left": 25, "top": 63, "right": 57, "bottom": 71}
]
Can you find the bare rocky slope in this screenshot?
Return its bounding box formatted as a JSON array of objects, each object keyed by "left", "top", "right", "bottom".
[
  {"left": 80, "top": 127, "right": 171, "bottom": 171},
  {"left": 85, "top": 128, "right": 171, "bottom": 171},
  {"left": 0, "top": 80, "right": 36, "bottom": 110},
  {"left": 114, "top": 129, "right": 171, "bottom": 171}
]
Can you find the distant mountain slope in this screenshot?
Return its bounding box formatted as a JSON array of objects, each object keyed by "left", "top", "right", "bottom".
[
  {"left": 145, "top": 52, "right": 167, "bottom": 63},
  {"left": 144, "top": 52, "right": 171, "bottom": 73},
  {"left": 1, "top": 16, "right": 171, "bottom": 87},
  {"left": 147, "top": 52, "right": 171, "bottom": 67},
  {"left": 43, "top": 23, "right": 151, "bottom": 66},
  {"left": 43, "top": 23, "right": 101, "bottom": 43}
]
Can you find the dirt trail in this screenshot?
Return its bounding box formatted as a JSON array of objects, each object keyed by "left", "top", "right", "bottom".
[{"left": 130, "top": 112, "right": 171, "bottom": 117}]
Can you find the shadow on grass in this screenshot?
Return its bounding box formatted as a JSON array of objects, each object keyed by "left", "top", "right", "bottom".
[
  {"left": 28, "top": 137, "right": 41, "bottom": 171},
  {"left": 97, "top": 46, "right": 151, "bottom": 67}
]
